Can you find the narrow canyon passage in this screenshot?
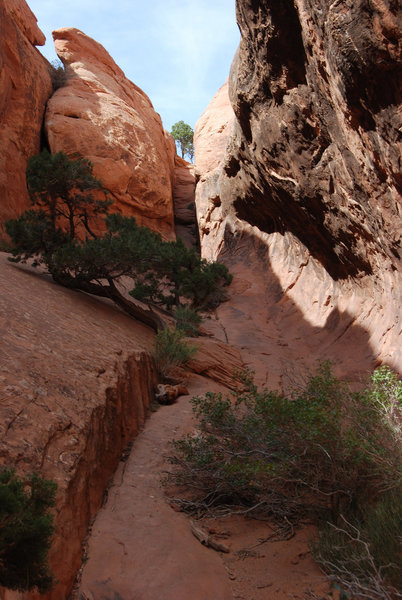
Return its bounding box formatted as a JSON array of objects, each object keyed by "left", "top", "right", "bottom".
[{"left": 74, "top": 376, "right": 234, "bottom": 600}]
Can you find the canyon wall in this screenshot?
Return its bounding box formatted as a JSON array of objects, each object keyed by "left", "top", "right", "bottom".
[
  {"left": 0, "top": 0, "right": 53, "bottom": 238},
  {"left": 0, "top": 253, "right": 157, "bottom": 600},
  {"left": 46, "top": 27, "right": 177, "bottom": 239},
  {"left": 0, "top": 7, "right": 180, "bottom": 241},
  {"left": 195, "top": 0, "right": 401, "bottom": 384}
]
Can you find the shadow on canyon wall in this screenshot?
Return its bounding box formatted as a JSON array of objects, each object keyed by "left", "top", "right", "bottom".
[{"left": 215, "top": 226, "right": 392, "bottom": 392}]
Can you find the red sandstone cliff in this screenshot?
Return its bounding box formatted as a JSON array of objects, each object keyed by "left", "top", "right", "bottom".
[
  {"left": 45, "top": 28, "right": 177, "bottom": 239},
  {"left": 0, "top": 253, "right": 157, "bottom": 600},
  {"left": 0, "top": 0, "right": 53, "bottom": 238},
  {"left": 194, "top": 0, "right": 401, "bottom": 385}
]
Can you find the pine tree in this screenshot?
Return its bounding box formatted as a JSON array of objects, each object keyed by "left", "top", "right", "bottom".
[{"left": 6, "top": 151, "right": 232, "bottom": 331}]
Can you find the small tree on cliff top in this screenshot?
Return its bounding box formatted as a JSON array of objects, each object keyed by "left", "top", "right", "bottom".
[
  {"left": 6, "top": 151, "right": 232, "bottom": 331},
  {"left": 171, "top": 121, "right": 194, "bottom": 161}
]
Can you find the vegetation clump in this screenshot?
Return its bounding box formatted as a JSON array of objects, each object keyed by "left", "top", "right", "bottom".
[
  {"left": 6, "top": 150, "right": 231, "bottom": 332},
  {"left": 0, "top": 469, "right": 57, "bottom": 593},
  {"left": 166, "top": 363, "right": 402, "bottom": 599},
  {"left": 152, "top": 327, "right": 198, "bottom": 379}
]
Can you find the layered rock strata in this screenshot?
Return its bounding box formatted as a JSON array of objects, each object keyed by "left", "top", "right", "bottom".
[
  {"left": 195, "top": 0, "right": 401, "bottom": 383},
  {"left": 0, "top": 253, "right": 157, "bottom": 600},
  {"left": 0, "top": 0, "right": 53, "bottom": 237},
  {"left": 46, "top": 28, "right": 177, "bottom": 239}
]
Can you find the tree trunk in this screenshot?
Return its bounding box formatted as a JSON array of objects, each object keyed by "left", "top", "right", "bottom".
[{"left": 52, "top": 274, "right": 167, "bottom": 332}]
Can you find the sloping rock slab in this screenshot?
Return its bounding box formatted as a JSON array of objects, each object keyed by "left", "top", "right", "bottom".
[{"left": 0, "top": 253, "right": 157, "bottom": 599}]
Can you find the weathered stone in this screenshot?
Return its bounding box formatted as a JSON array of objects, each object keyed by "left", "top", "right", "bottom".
[
  {"left": 155, "top": 382, "right": 189, "bottom": 405},
  {"left": 172, "top": 155, "right": 197, "bottom": 247},
  {"left": 0, "top": 253, "right": 157, "bottom": 599},
  {"left": 222, "top": 0, "right": 401, "bottom": 279},
  {"left": 187, "top": 337, "right": 244, "bottom": 388},
  {"left": 0, "top": 0, "right": 52, "bottom": 238},
  {"left": 194, "top": 81, "right": 235, "bottom": 260},
  {"left": 194, "top": 80, "right": 235, "bottom": 176},
  {"left": 45, "top": 28, "right": 176, "bottom": 239},
  {"left": 194, "top": 0, "right": 402, "bottom": 385}
]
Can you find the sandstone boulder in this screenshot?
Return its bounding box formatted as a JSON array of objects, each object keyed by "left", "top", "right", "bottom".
[
  {"left": 0, "top": 0, "right": 52, "bottom": 238},
  {"left": 45, "top": 28, "right": 176, "bottom": 239}
]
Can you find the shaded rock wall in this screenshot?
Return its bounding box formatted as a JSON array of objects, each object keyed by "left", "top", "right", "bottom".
[
  {"left": 222, "top": 0, "right": 401, "bottom": 280},
  {"left": 0, "top": 0, "right": 53, "bottom": 237},
  {"left": 0, "top": 253, "right": 157, "bottom": 599},
  {"left": 195, "top": 0, "right": 401, "bottom": 381},
  {"left": 46, "top": 28, "right": 177, "bottom": 239}
]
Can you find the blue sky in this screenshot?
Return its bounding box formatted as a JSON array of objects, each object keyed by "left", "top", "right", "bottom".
[{"left": 28, "top": 0, "right": 240, "bottom": 132}]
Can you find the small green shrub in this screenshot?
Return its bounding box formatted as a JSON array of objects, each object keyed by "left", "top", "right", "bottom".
[
  {"left": 152, "top": 327, "right": 198, "bottom": 378},
  {"left": 166, "top": 363, "right": 401, "bottom": 597},
  {"left": 0, "top": 469, "right": 57, "bottom": 592},
  {"left": 173, "top": 306, "right": 202, "bottom": 337}
]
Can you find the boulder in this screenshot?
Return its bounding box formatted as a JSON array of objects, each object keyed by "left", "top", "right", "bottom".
[
  {"left": 0, "top": 0, "right": 53, "bottom": 238},
  {"left": 45, "top": 28, "right": 177, "bottom": 239},
  {"left": 155, "top": 382, "right": 189, "bottom": 405}
]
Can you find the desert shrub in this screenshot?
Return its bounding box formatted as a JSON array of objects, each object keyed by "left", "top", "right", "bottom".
[
  {"left": 0, "top": 469, "right": 57, "bottom": 592},
  {"left": 152, "top": 327, "right": 198, "bottom": 378},
  {"left": 173, "top": 306, "right": 202, "bottom": 337},
  {"left": 166, "top": 364, "right": 401, "bottom": 595},
  {"left": 312, "top": 490, "right": 402, "bottom": 599}
]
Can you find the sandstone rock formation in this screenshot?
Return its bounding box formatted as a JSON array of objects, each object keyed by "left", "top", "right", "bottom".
[
  {"left": 0, "top": 0, "right": 53, "bottom": 238},
  {"left": 0, "top": 253, "right": 157, "bottom": 600},
  {"left": 172, "top": 155, "right": 197, "bottom": 247},
  {"left": 223, "top": 0, "right": 401, "bottom": 280},
  {"left": 194, "top": 81, "right": 235, "bottom": 259},
  {"left": 195, "top": 0, "right": 401, "bottom": 384},
  {"left": 46, "top": 28, "right": 177, "bottom": 239}
]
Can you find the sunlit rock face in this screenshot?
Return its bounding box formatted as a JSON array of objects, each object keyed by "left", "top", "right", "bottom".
[
  {"left": 194, "top": 0, "right": 401, "bottom": 384},
  {"left": 194, "top": 81, "right": 235, "bottom": 259},
  {"left": 0, "top": 0, "right": 53, "bottom": 237},
  {"left": 45, "top": 28, "right": 177, "bottom": 239}
]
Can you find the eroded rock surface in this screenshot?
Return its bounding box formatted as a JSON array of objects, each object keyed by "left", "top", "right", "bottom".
[
  {"left": 195, "top": 0, "right": 401, "bottom": 383},
  {"left": 222, "top": 0, "right": 401, "bottom": 280},
  {"left": 172, "top": 155, "right": 197, "bottom": 247},
  {"left": 0, "top": 0, "right": 52, "bottom": 237},
  {"left": 46, "top": 28, "right": 176, "bottom": 239},
  {"left": 194, "top": 81, "right": 235, "bottom": 259},
  {"left": 0, "top": 253, "right": 157, "bottom": 599}
]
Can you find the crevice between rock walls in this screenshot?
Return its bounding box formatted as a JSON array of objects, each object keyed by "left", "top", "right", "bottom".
[{"left": 1, "top": 351, "right": 158, "bottom": 600}]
